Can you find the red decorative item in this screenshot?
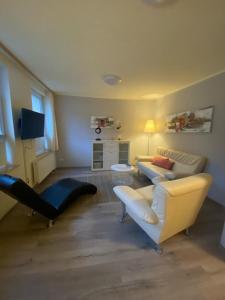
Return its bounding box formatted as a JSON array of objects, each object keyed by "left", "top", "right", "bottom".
[{"left": 152, "top": 156, "right": 174, "bottom": 170}]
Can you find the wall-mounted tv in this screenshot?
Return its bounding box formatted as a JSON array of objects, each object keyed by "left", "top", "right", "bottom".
[{"left": 19, "top": 108, "right": 45, "bottom": 140}]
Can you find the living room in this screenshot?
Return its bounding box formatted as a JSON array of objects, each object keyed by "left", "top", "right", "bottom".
[{"left": 0, "top": 0, "right": 225, "bottom": 299}]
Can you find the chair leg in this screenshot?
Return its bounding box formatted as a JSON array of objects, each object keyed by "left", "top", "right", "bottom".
[
  {"left": 185, "top": 228, "right": 191, "bottom": 236},
  {"left": 28, "top": 209, "right": 36, "bottom": 217},
  {"left": 155, "top": 244, "right": 163, "bottom": 255},
  {"left": 47, "top": 220, "right": 55, "bottom": 228},
  {"left": 120, "top": 202, "right": 127, "bottom": 223}
]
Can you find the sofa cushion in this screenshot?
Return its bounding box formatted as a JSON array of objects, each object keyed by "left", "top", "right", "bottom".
[
  {"left": 152, "top": 156, "right": 174, "bottom": 170},
  {"left": 136, "top": 185, "right": 154, "bottom": 204},
  {"left": 113, "top": 186, "right": 158, "bottom": 224},
  {"left": 138, "top": 161, "right": 175, "bottom": 179},
  {"left": 157, "top": 147, "right": 206, "bottom": 174}
]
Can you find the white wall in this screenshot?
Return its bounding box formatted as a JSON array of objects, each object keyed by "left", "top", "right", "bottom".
[
  {"left": 152, "top": 71, "right": 225, "bottom": 206},
  {"left": 55, "top": 95, "right": 156, "bottom": 167},
  {"left": 0, "top": 51, "right": 53, "bottom": 219}
]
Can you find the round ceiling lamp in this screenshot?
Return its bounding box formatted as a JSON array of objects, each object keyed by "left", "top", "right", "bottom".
[
  {"left": 143, "top": 0, "right": 176, "bottom": 6},
  {"left": 144, "top": 0, "right": 166, "bottom": 3},
  {"left": 102, "top": 74, "right": 122, "bottom": 86}
]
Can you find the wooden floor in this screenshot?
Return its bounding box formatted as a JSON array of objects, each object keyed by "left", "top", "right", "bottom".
[{"left": 0, "top": 168, "right": 224, "bottom": 300}]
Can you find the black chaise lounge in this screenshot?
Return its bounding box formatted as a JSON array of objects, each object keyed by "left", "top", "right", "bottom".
[{"left": 0, "top": 174, "right": 97, "bottom": 226}]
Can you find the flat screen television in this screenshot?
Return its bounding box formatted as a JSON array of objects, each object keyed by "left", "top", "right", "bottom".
[{"left": 19, "top": 108, "right": 45, "bottom": 140}]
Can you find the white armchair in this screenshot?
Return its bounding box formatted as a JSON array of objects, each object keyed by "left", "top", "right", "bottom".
[{"left": 113, "top": 173, "right": 212, "bottom": 249}]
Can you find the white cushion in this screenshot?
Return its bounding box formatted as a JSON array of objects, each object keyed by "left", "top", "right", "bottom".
[
  {"left": 137, "top": 161, "right": 174, "bottom": 179},
  {"left": 136, "top": 185, "right": 154, "bottom": 204},
  {"left": 113, "top": 186, "right": 158, "bottom": 224}
]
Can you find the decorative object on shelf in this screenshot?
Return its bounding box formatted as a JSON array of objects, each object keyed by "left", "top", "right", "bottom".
[
  {"left": 95, "top": 127, "right": 102, "bottom": 140},
  {"left": 166, "top": 106, "right": 214, "bottom": 133},
  {"left": 144, "top": 119, "right": 156, "bottom": 155},
  {"left": 91, "top": 116, "right": 114, "bottom": 128},
  {"left": 114, "top": 120, "right": 122, "bottom": 140}
]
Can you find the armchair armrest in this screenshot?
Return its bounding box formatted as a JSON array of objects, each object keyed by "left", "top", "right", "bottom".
[
  {"left": 113, "top": 186, "right": 158, "bottom": 224},
  {"left": 159, "top": 173, "right": 213, "bottom": 196}
]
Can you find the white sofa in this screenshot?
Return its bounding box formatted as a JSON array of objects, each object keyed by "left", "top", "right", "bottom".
[
  {"left": 113, "top": 173, "right": 212, "bottom": 247},
  {"left": 137, "top": 147, "right": 206, "bottom": 180}
]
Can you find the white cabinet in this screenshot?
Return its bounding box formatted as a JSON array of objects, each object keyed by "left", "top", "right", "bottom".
[{"left": 91, "top": 140, "right": 130, "bottom": 171}]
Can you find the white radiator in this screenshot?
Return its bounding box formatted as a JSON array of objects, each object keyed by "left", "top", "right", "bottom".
[{"left": 33, "top": 152, "right": 56, "bottom": 184}]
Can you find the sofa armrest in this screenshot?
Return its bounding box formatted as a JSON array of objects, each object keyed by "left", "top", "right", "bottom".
[
  {"left": 165, "top": 171, "right": 194, "bottom": 180},
  {"left": 152, "top": 176, "right": 169, "bottom": 185},
  {"left": 113, "top": 186, "right": 158, "bottom": 224}
]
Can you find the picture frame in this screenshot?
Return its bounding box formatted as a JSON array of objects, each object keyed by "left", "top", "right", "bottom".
[{"left": 165, "top": 106, "right": 214, "bottom": 133}]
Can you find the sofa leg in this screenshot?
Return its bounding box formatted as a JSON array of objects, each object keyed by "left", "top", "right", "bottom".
[
  {"left": 120, "top": 202, "right": 127, "bottom": 223},
  {"left": 47, "top": 220, "right": 55, "bottom": 228}
]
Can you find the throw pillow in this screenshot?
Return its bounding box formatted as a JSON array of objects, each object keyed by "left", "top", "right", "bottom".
[{"left": 152, "top": 155, "right": 174, "bottom": 170}]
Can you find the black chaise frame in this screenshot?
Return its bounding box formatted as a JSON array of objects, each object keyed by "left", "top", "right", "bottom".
[{"left": 0, "top": 174, "right": 97, "bottom": 226}]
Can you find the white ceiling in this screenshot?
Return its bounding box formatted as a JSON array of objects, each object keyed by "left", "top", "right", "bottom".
[{"left": 0, "top": 0, "right": 225, "bottom": 100}]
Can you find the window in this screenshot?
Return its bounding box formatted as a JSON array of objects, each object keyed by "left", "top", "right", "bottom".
[
  {"left": 0, "top": 97, "right": 6, "bottom": 167},
  {"left": 31, "top": 91, "right": 48, "bottom": 156}
]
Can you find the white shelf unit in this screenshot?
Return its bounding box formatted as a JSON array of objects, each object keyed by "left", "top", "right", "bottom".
[{"left": 91, "top": 140, "right": 130, "bottom": 171}]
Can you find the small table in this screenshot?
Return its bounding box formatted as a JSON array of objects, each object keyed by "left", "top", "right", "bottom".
[{"left": 111, "top": 164, "right": 135, "bottom": 186}]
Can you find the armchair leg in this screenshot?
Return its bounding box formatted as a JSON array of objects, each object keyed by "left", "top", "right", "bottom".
[
  {"left": 120, "top": 202, "right": 127, "bottom": 223},
  {"left": 184, "top": 228, "right": 191, "bottom": 236}
]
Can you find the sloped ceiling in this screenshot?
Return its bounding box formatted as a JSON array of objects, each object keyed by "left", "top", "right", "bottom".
[{"left": 0, "top": 0, "right": 225, "bottom": 100}]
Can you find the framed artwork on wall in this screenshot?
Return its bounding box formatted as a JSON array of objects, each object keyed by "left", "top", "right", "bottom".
[
  {"left": 165, "top": 106, "right": 214, "bottom": 133},
  {"left": 90, "top": 116, "right": 114, "bottom": 128}
]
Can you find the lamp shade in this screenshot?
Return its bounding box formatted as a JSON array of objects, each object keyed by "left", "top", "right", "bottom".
[{"left": 144, "top": 120, "right": 155, "bottom": 133}]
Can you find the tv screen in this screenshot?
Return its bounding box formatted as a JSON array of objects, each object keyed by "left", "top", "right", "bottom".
[{"left": 20, "top": 108, "right": 45, "bottom": 140}]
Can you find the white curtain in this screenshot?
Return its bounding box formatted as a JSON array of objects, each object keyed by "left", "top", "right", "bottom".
[
  {"left": 0, "top": 96, "right": 5, "bottom": 136},
  {"left": 44, "top": 92, "right": 59, "bottom": 151}
]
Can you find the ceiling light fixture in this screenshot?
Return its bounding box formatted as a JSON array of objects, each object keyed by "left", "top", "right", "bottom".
[
  {"left": 102, "top": 74, "right": 122, "bottom": 86},
  {"left": 143, "top": 0, "right": 176, "bottom": 6}
]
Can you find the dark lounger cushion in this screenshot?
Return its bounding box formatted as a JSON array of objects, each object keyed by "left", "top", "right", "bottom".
[{"left": 41, "top": 178, "right": 97, "bottom": 214}]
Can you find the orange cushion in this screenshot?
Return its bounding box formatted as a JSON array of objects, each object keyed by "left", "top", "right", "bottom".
[{"left": 152, "top": 156, "right": 174, "bottom": 170}]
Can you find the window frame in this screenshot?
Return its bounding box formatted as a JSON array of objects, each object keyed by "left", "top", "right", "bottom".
[
  {"left": 31, "top": 90, "right": 48, "bottom": 156},
  {"left": 0, "top": 96, "right": 7, "bottom": 168}
]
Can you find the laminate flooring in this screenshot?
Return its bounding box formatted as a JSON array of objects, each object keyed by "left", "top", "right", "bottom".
[{"left": 0, "top": 168, "right": 224, "bottom": 300}]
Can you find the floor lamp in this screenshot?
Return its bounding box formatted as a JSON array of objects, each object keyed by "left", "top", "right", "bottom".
[{"left": 144, "top": 120, "right": 155, "bottom": 155}]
